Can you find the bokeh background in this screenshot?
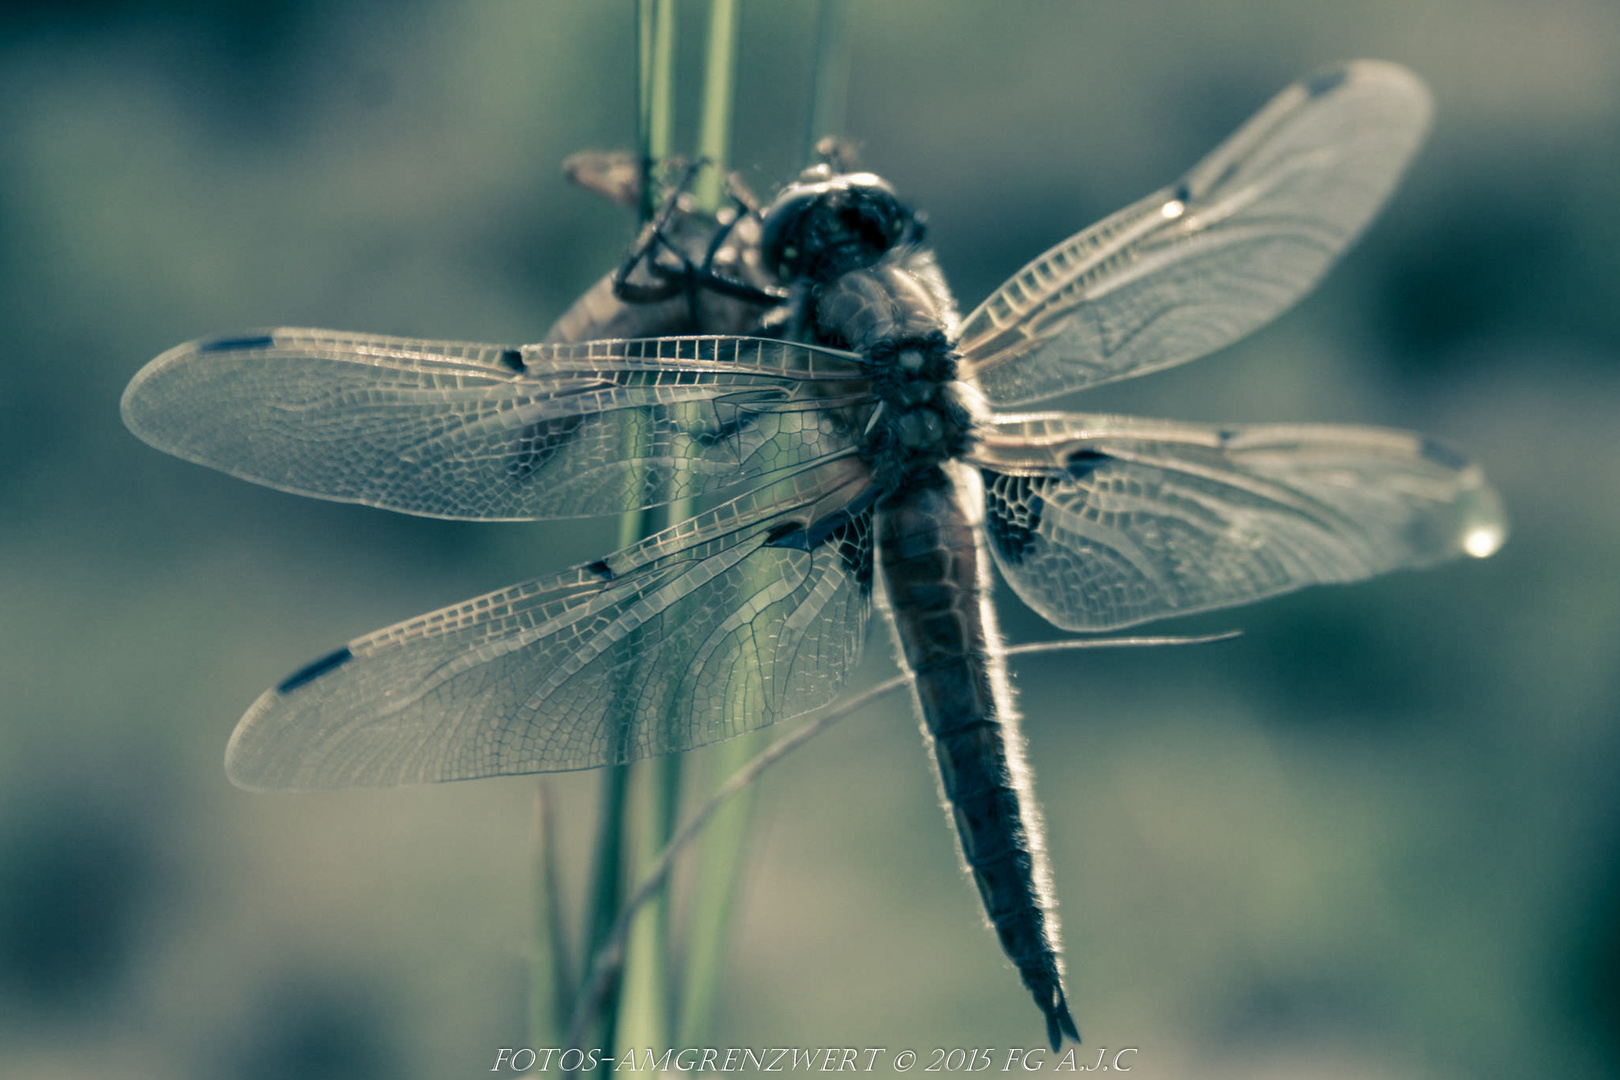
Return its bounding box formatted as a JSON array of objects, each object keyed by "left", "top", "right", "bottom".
[{"left": 2, "top": 1, "right": 1617, "bottom": 1076}]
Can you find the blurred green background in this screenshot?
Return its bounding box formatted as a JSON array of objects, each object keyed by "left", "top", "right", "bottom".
[{"left": 2, "top": 1, "right": 1617, "bottom": 1076}]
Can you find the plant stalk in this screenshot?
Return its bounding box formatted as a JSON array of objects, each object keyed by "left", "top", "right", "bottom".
[{"left": 611, "top": 0, "right": 681, "bottom": 1057}]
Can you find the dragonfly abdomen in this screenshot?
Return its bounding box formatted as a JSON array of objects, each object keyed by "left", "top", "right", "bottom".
[
  {"left": 768, "top": 164, "right": 1076, "bottom": 1046},
  {"left": 877, "top": 470, "right": 1079, "bottom": 1050}
]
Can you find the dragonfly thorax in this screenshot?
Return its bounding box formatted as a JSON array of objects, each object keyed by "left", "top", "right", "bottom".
[{"left": 856, "top": 328, "right": 976, "bottom": 489}]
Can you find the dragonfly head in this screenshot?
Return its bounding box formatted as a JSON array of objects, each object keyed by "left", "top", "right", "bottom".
[{"left": 760, "top": 168, "right": 922, "bottom": 285}]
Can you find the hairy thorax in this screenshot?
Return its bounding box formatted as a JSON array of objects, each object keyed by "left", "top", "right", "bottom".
[{"left": 807, "top": 250, "right": 982, "bottom": 491}]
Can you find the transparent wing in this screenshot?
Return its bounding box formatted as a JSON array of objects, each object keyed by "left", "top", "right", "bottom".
[
  {"left": 224, "top": 460, "right": 877, "bottom": 790},
  {"left": 958, "top": 60, "right": 1431, "bottom": 406},
  {"left": 122, "top": 328, "right": 872, "bottom": 520},
  {"left": 970, "top": 413, "right": 1506, "bottom": 631}
]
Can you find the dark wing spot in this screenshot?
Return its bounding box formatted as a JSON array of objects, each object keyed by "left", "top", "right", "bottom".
[
  {"left": 763, "top": 488, "right": 878, "bottom": 589},
  {"left": 277, "top": 647, "right": 354, "bottom": 693},
  {"left": 763, "top": 521, "right": 808, "bottom": 549},
  {"left": 499, "top": 348, "right": 526, "bottom": 372},
  {"left": 586, "top": 559, "right": 615, "bottom": 582},
  {"left": 1172, "top": 181, "right": 1191, "bottom": 205},
  {"left": 982, "top": 471, "right": 1045, "bottom": 567},
  {"left": 1305, "top": 66, "right": 1349, "bottom": 98},
  {"left": 1420, "top": 436, "right": 1469, "bottom": 471},
  {"left": 802, "top": 487, "right": 879, "bottom": 548},
  {"left": 199, "top": 334, "right": 275, "bottom": 353},
  {"left": 1064, "top": 448, "right": 1111, "bottom": 479}
]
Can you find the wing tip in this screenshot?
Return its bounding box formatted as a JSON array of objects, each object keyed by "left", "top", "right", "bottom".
[
  {"left": 1322, "top": 58, "right": 1427, "bottom": 92},
  {"left": 224, "top": 646, "right": 357, "bottom": 793},
  {"left": 223, "top": 690, "right": 284, "bottom": 793},
  {"left": 1454, "top": 479, "right": 1509, "bottom": 560},
  {"left": 122, "top": 328, "right": 281, "bottom": 441},
  {"left": 1419, "top": 436, "right": 1509, "bottom": 560},
  {"left": 1321, "top": 58, "right": 1434, "bottom": 129}
]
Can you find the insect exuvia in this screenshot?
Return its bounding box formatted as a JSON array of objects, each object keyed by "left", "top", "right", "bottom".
[{"left": 122, "top": 61, "right": 1505, "bottom": 1048}]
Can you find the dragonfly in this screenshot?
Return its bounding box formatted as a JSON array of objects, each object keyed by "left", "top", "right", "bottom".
[{"left": 121, "top": 61, "right": 1505, "bottom": 1048}]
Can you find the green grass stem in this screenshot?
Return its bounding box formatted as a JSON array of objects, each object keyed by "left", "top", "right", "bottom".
[
  {"left": 611, "top": 0, "right": 681, "bottom": 1056},
  {"left": 529, "top": 783, "right": 574, "bottom": 1043},
  {"left": 803, "top": 0, "right": 850, "bottom": 166},
  {"left": 671, "top": 0, "right": 747, "bottom": 1045},
  {"left": 692, "top": 0, "right": 738, "bottom": 213}
]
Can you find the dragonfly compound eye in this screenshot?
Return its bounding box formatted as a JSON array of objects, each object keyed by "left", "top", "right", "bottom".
[{"left": 761, "top": 171, "right": 915, "bottom": 283}]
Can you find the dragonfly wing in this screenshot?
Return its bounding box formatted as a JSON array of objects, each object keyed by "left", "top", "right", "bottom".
[
  {"left": 959, "top": 61, "right": 1430, "bottom": 406},
  {"left": 122, "top": 329, "right": 871, "bottom": 520},
  {"left": 970, "top": 413, "right": 1505, "bottom": 631},
  {"left": 224, "top": 460, "right": 877, "bottom": 790}
]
